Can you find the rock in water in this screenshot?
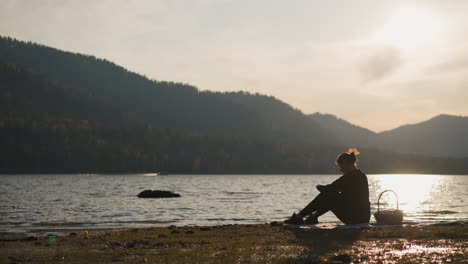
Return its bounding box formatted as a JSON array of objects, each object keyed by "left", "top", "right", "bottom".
[{"left": 137, "top": 190, "right": 181, "bottom": 198}]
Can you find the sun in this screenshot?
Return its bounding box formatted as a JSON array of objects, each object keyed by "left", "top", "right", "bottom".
[{"left": 372, "top": 8, "right": 443, "bottom": 51}]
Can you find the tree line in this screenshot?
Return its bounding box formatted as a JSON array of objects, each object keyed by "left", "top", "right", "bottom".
[{"left": 1, "top": 62, "right": 468, "bottom": 174}]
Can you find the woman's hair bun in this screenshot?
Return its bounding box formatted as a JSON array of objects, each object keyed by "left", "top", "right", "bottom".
[
  {"left": 336, "top": 148, "right": 360, "bottom": 164},
  {"left": 346, "top": 148, "right": 360, "bottom": 156}
]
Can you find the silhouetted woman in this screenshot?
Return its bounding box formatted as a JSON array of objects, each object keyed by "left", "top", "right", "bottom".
[{"left": 286, "top": 148, "right": 370, "bottom": 225}]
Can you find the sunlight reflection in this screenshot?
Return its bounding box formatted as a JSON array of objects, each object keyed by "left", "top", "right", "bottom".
[{"left": 373, "top": 174, "right": 443, "bottom": 217}]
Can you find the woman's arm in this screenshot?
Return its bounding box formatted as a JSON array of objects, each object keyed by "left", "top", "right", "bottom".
[{"left": 316, "top": 175, "right": 346, "bottom": 193}]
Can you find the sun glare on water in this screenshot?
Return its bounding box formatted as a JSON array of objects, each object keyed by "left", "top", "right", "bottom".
[
  {"left": 374, "top": 174, "right": 442, "bottom": 217},
  {"left": 372, "top": 8, "right": 444, "bottom": 51}
]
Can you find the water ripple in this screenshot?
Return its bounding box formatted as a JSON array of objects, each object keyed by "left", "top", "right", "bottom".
[{"left": 0, "top": 174, "right": 467, "bottom": 236}]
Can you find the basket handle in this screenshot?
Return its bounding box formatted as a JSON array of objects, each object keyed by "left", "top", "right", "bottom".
[{"left": 377, "top": 190, "right": 399, "bottom": 213}]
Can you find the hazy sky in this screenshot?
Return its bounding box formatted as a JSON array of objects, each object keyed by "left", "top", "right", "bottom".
[{"left": 1, "top": 0, "right": 467, "bottom": 132}]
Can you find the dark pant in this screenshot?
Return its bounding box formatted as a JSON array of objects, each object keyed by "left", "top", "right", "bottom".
[{"left": 299, "top": 192, "right": 369, "bottom": 225}]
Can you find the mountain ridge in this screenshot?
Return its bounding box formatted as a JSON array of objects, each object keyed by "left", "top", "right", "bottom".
[
  {"left": 1, "top": 35, "right": 467, "bottom": 162},
  {"left": 2, "top": 36, "right": 461, "bottom": 136},
  {"left": 310, "top": 112, "right": 468, "bottom": 158},
  {"left": 0, "top": 36, "right": 337, "bottom": 146},
  {"left": 2, "top": 36, "right": 459, "bottom": 135}
]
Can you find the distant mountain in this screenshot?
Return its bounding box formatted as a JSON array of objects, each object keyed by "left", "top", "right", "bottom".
[
  {"left": 0, "top": 36, "right": 335, "bottom": 146},
  {"left": 0, "top": 60, "right": 336, "bottom": 173},
  {"left": 309, "top": 113, "right": 468, "bottom": 158},
  {"left": 1, "top": 35, "right": 467, "bottom": 173},
  {"left": 0, "top": 61, "right": 126, "bottom": 123},
  {"left": 309, "top": 113, "right": 379, "bottom": 148},
  {"left": 379, "top": 114, "right": 468, "bottom": 158},
  {"left": 223, "top": 93, "right": 336, "bottom": 145}
]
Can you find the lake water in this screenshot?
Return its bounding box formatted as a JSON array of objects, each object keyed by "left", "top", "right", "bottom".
[{"left": 0, "top": 174, "right": 467, "bottom": 237}]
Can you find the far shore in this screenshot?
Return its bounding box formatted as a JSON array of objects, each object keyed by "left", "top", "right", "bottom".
[{"left": 1, "top": 222, "right": 466, "bottom": 263}]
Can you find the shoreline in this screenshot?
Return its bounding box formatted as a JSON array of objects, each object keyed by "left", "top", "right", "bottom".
[
  {"left": 1, "top": 222, "right": 466, "bottom": 263},
  {"left": 1, "top": 220, "right": 466, "bottom": 240}
]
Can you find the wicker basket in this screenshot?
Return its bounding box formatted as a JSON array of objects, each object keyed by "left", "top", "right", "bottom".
[{"left": 374, "top": 190, "right": 403, "bottom": 225}]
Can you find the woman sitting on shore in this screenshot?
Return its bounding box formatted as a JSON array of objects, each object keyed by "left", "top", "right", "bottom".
[{"left": 286, "top": 148, "right": 371, "bottom": 225}]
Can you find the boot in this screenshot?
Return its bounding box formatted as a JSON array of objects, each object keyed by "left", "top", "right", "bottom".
[
  {"left": 284, "top": 212, "right": 305, "bottom": 225},
  {"left": 304, "top": 214, "right": 319, "bottom": 224}
]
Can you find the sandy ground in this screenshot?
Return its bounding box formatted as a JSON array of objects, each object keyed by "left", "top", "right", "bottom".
[{"left": 0, "top": 222, "right": 467, "bottom": 263}]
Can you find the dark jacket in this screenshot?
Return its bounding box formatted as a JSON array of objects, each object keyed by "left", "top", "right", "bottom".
[{"left": 319, "top": 169, "right": 371, "bottom": 224}]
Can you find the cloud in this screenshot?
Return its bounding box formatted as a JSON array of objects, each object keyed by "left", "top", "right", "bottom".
[
  {"left": 1, "top": 0, "right": 467, "bottom": 132},
  {"left": 426, "top": 54, "right": 468, "bottom": 75},
  {"left": 357, "top": 45, "right": 403, "bottom": 82}
]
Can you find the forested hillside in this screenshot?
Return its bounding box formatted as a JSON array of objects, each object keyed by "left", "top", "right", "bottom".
[
  {"left": 1, "top": 36, "right": 468, "bottom": 174},
  {"left": 0, "top": 61, "right": 320, "bottom": 173},
  {"left": 0, "top": 36, "right": 335, "bottom": 145},
  {"left": 309, "top": 113, "right": 379, "bottom": 148}
]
